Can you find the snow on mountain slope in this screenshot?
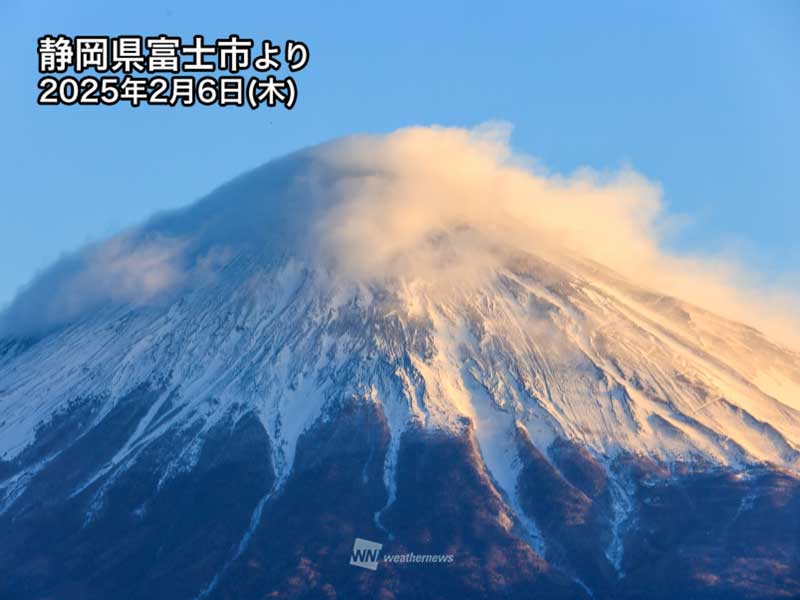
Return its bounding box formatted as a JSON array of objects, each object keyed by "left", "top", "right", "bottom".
[{"left": 1, "top": 125, "right": 799, "bottom": 527}]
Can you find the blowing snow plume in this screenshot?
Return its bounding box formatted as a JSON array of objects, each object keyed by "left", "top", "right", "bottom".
[
  {"left": 1, "top": 123, "right": 799, "bottom": 349},
  {"left": 3, "top": 126, "right": 800, "bottom": 600},
  {"left": 309, "top": 124, "right": 800, "bottom": 350}
]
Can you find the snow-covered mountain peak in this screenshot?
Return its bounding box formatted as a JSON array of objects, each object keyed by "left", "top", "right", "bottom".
[{"left": 1, "top": 127, "right": 799, "bottom": 521}]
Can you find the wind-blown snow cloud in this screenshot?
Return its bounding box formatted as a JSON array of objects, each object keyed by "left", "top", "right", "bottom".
[
  {"left": 1, "top": 123, "right": 798, "bottom": 348},
  {"left": 311, "top": 123, "right": 660, "bottom": 281},
  {"left": 307, "top": 124, "right": 800, "bottom": 348},
  {"left": 0, "top": 234, "right": 189, "bottom": 337}
]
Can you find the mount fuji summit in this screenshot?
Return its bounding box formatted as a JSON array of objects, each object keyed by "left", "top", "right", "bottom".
[{"left": 1, "top": 127, "right": 799, "bottom": 600}]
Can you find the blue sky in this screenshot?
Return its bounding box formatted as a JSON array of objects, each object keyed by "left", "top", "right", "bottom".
[{"left": 1, "top": 0, "right": 798, "bottom": 307}]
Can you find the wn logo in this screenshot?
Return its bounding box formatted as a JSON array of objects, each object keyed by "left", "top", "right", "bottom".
[{"left": 350, "top": 537, "right": 383, "bottom": 571}]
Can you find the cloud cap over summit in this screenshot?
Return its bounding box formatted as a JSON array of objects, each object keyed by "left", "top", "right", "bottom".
[{"left": 2, "top": 124, "right": 798, "bottom": 349}]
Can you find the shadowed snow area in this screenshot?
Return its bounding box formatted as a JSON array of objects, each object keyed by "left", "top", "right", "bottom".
[{"left": 1, "top": 123, "right": 800, "bottom": 520}]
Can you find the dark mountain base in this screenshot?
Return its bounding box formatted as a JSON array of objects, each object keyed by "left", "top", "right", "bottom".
[{"left": 1, "top": 395, "right": 798, "bottom": 600}]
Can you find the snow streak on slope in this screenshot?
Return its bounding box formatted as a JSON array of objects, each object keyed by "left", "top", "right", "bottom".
[
  {"left": 1, "top": 126, "right": 799, "bottom": 541},
  {"left": 2, "top": 248, "right": 799, "bottom": 515}
]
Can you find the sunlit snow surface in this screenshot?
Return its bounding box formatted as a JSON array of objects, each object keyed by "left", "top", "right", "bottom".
[
  {"left": 1, "top": 136, "right": 800, "bottom": 557},
  {"left": 2, "top": 245, "right": 799, "bottom": 511}
]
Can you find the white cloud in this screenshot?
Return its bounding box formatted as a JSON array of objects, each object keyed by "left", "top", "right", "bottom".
[
  {"left": 306, "top": 124, "right": 800, "bottom": 348},
  {"left": 3, "top": 124, "right": 797, "bottom": 349},
  {"left": 0, "top": 233, "right": 189, "bottom": 337}
]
